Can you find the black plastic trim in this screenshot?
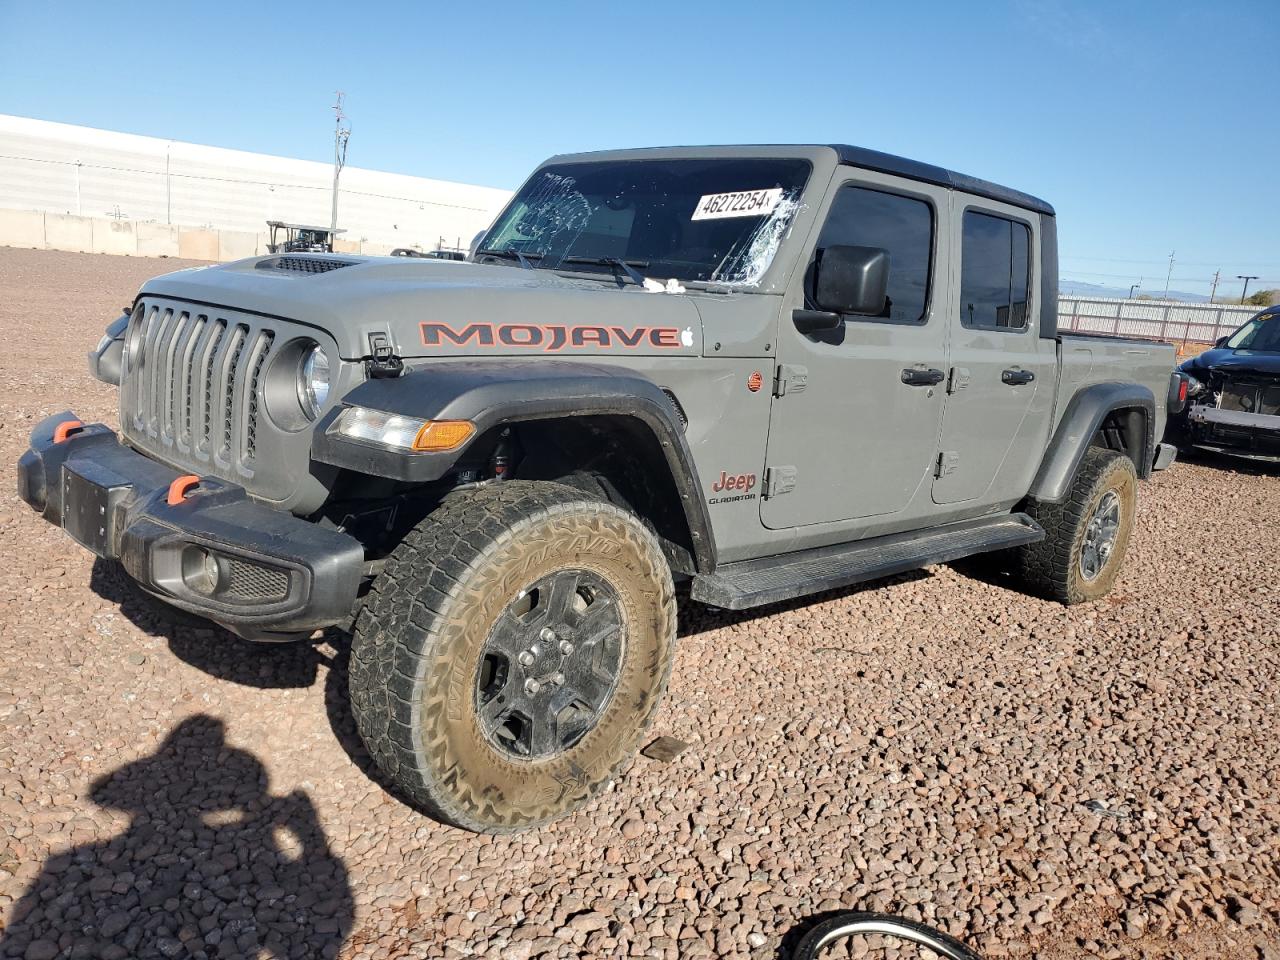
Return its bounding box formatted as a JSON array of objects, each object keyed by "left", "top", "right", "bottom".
[
  {"left": 18, "top": 413, "right": 363, "bottom": 639},
  {"left": 1028, "top": 382, "right": 1156, "bottom": 503},
  {"left": 692, "top": 513, "right": 1044, "bottom": 610},
  {"left": 1039, "top": 213, "right": 1059, "bottom": 339},
  {"left": 311, "top": 360, "right": 717, "bottom": 571},
  {"left": 830, "top": 144, "right": 1055, "bottom": 216}
]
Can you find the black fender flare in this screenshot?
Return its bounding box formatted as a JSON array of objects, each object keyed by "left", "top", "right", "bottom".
[
  {"left": 311, "top": 360, "right": 716, "bottom": 570},
  {"left": 1027, "top": 381, "right": 1156, "bottom": 504}
]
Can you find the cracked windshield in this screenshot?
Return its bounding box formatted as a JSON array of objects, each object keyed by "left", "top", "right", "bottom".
[{"left": 478, "top": 157, "right": 810, "bottom": 285}]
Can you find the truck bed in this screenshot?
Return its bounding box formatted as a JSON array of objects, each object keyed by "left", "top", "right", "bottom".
[{"left": 1054, "top": 333, "right": 1177, "bottom": 439}]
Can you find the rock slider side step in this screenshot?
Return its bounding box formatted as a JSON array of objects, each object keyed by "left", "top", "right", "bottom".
[{"left": 690, "top": 513, "right": 1043, "bottom": 610}]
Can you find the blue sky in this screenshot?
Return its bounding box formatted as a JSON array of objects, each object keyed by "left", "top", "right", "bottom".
[{"left": 2, "top": 0, "right": 1278, "bottom": 296}]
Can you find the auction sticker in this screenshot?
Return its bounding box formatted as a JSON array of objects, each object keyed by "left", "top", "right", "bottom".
[{"left": 691, "top": 188, "right": 784, "bottom": 221}]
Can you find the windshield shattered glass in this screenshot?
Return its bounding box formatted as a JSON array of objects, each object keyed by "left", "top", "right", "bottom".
[
  {"left": 1227, "top": 312, "right": 1280, "bottom": 352},
  {"left": 479, "top": 158, "right": 811, "bottom": 285}
]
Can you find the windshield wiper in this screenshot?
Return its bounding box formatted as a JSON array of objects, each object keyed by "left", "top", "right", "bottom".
[
  {"left": 560, "top": 256, "right": 650, "bottom": 287},
  {"left": 476, "top": 247, "right": 543, "bottom": 270}
]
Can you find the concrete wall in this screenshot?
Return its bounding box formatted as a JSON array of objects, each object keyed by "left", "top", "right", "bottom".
[
  {"left": 0, "top": 209, "right": 265, "bottom": 260},
  {"left": 0, "top": 113, "right": 513, "bottom": 256},
  {"left": 0, "top": 209, "right": 426, "bottom": 261},
  {"left": 0, "top": 209, "right": 45, "bottom": 248}
]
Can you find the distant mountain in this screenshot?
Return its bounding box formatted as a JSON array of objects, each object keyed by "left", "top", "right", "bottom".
[{"left": 1059, "top": 278, "right": 1211, "bottom": 303}]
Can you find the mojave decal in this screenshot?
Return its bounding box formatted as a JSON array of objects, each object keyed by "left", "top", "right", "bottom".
[{"left": 420, "top": 321, "right": 694, "bottom": 352}]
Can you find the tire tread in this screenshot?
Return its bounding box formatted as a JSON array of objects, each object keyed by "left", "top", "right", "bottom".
[
  {"left": 1018, "top": 447, "right": 1136, "bottom": 604},
  {"left": 349, "top": 480, "right": 676, "bottom": 832}
]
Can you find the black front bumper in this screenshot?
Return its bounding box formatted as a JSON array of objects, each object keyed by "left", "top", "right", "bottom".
[
  {"left": 17, "top": 412, "right": 364, "bottom": 640},
  {"left": 1184, "top": 405, "right": 1280, "bottom": 461}
]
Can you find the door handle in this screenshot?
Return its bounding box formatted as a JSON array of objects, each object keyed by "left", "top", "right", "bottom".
[
  {"left": 901, "top": 367, "right": 946, "bottom": 387},
  {"left": 1002, "top": 369, "right": 1036, "bottom": 386}
]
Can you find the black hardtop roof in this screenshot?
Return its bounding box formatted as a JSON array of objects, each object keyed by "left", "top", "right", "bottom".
[
  {"left": 543, "top": 144, "right": 1055, "bottom": 217},
  {"left": 829, "top": 144, "right": 1054, "bottom": 216}
]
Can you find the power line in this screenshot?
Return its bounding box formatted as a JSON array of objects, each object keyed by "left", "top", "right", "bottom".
[
  {"left": 1062, "top": 254, "right": 1280, "bottom": 269},
  {"left": 1062, "top": 267, "right": 1280, "bottom": 283}
]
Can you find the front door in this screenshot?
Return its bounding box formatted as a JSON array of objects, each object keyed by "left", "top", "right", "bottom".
[
  {"left": 762, "top": 176, "right": 950, "bottom": 529},
  {"left": 932, "top": 199, "right": 1053, "bottom": 505}
]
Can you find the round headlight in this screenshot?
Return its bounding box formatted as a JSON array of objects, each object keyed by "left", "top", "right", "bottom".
[{"left": 298, "top": 344, "right": 331, "bottom": 419}]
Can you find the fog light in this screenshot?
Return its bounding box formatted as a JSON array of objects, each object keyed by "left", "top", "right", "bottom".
[{"left": 182, "top": 546, "right": 222, "bottom": 596}]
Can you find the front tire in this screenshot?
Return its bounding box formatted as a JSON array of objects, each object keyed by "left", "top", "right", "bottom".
[
  {"left": 1018, "top": 447, "right": 1137, "bottom": 604},
  {"left": 348, "top": 481, "right": 676, "bottom": 833}
]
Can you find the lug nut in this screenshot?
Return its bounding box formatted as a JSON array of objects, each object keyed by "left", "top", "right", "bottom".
[
  {"left": 551, "top": 671, "right": 565, "bottom": 686},
  {"left": 539, "top": 627, "right": 557, "bottom": 643},
  {"left": 518, "top": 651, "right": 535, "bottom": 667},
  {"left": 524, "top": 678, "right": 541, "bottom": 695},
  {"left": 559, "top": 640, "right": 575, "bottom": 656}
]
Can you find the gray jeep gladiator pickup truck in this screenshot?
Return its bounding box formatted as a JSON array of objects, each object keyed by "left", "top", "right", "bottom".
[{"left": 18, "top": 144, "right": 1182, "bottom": 832}]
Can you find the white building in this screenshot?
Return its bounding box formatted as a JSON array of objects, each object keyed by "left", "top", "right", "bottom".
[{"left": 0, "top": 114, "right": 512, "bottom": 259}]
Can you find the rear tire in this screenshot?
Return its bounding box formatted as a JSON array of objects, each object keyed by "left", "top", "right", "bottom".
[
  {"left": 1019, "top": 447, "right": 1137, "bottom": 604},
  {"left": 348, "top": 480, "right": 676, "bottom": 833}
]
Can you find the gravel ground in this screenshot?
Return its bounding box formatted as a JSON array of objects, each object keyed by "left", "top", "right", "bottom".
[{"left": 1, "top": 247, "right": 1278, "bottom": 960}]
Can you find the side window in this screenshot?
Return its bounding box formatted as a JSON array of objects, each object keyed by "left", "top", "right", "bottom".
[
  {"left": 814, "top": 185, "right": 934, "bottom": 324},
  {"left": 960, "top": 210, "right": 1032, "bottom": 330}
]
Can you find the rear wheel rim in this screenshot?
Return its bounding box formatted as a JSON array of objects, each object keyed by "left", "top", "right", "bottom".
[
  {"left": 474, "top": 569, "right": 626, "bottom": 761},
  {"left": 1079, "top": 489, "right": 1122, "bottom": 581}
]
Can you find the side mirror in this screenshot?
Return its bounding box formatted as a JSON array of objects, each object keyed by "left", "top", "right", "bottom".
[
  {"left": 814, "top": 245, "right": 890, "bottom": 316},
  {"left": 1215, "top": 335, "right": 1229, "bottom": 348}
]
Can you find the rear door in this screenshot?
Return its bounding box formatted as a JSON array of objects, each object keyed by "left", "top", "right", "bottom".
[
  {"left": 762, "top": 174, "right": 950, "bottom": 529},
  {"left": 932, "top": 199, "right": 1055, "bottom": 505}
]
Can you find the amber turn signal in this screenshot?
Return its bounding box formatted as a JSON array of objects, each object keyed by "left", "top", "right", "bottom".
[{"left": 411, "top": 420, "right": 476, "bottom": 451}]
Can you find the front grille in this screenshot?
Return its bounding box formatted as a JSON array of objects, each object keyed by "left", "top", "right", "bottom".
[
  {"left": 121, "top": 303, "right": 275, "bottom": 478},
  {"left": 223, "top": 559, "right": 290, "bottom": 603},
  {"left": 1220, "top": 378, "right": 1280, "bottom": 416}
]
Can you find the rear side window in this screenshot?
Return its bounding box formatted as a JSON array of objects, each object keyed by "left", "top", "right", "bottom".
[
  {"left": 960, "top": 210, "right": 1032, "bottom": 330},
  {"left": 814, "top": 185, "right": 934, "bottom": 324}
]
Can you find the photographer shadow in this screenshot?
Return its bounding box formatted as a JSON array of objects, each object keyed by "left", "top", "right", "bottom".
[
  {"left": 89, "top": 558, "right": 326, "bottom": 689},
  {"left": 86, "top": 559, "right": 407, "bottom": 818},
  {"left": 0, "top": 715, "right": 353, "bottom": 960}
]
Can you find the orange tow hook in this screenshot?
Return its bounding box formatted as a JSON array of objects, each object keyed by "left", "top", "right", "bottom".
[
  {"left": 167, "top": 475, "right": 201, "bottom": 506},
  {"left": 52, "top": 419, "right": 84, "bottom": 443}
]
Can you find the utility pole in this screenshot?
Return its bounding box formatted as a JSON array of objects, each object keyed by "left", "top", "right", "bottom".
[
  {"left": 330, "top": 92, "right": 351, "bottom": 240},
  {"left": 1238, "top": 275, "right": 1259, "bottom": 305},
  {"left": 1128, "top": 282, "right": 1141, "bottom": 299},
  {"left": 1209, "top": 270, "right": 1220, "bottom": 304},
  {"left": 1163, "top": 251, "right": 1175, "bottom": 299}
]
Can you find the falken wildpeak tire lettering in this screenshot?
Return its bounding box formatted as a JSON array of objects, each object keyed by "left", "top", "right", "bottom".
[
  {"left": 1018, "top": 447, "right": 1137, "bottom": 605},
  {"left": 348, "top": 480, "right": 676, "bottom": 833}
]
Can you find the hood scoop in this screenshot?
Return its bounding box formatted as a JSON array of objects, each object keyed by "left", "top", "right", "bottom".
[{"left": 256, "top": 256, "right": 358, "bottom": 275}]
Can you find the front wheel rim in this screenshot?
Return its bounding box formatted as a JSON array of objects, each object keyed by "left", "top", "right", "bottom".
[
  {"left": 1079, "top": 489, "right": 1122, "bottom": 581},
  {"left": 474, "top": 569, "right": 626, "bottom": 761}
]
